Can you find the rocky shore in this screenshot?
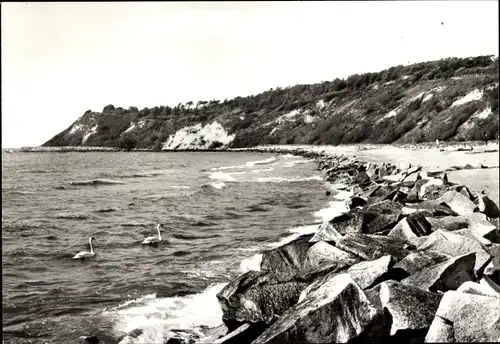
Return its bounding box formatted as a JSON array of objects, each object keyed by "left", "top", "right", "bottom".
[{"left": 164, "top": 147, "right": 500, "bottom": 344}]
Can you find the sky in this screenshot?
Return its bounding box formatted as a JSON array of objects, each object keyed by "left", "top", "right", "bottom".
[{"left": 1, "top": 1, "right": 499, "bottom": 148}]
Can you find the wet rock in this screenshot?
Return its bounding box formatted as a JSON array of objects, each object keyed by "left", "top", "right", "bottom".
[
  {"left": 211, "top": 323, "right": 268, "bottom": 344},
  {"left": 197, "top": 324, "right": 230, "bottom": 344},
  {"left": 335, "top": 233, "right": 413, "bottom": 261},
  {"left": 362, "top": 200, "right": 403, "bottom": 234},
  {"left": 393, "top": 250, "right": 452, "bottom": 275},
  {"left": 252, "top": 273, "right": 388, "bottom": 344},
  {"left": 475, "top": 195, "right": 500, "bottom": 218},
  {"left": 401, "top": 252, "right": 476, "bottom": 292},
  {"left": 353, "top": 171, "right": 370, "bottom": 185},
  {"left": 416, "top": 230, "right": 492, "bottom": 275},
  {"left": 309, "top": 222, "right": 342, "bottom": 244},
  {"left": 377, "top": 281, "right": 442, "bottom": 340},
  {"left": 303, "top": 241, "right": 361, "bottom": 271},
  {"left": 346, "top": 195, "right": 367, "bottom": 209},
  {"left": 402, "top": 201, "right": 459, "bottom": 217},
  {"left": 327, "top": 208, "right": 364, "bottom": 235},
  {"left": 216, "top": 271, "right": 307, "bottom": 328},
  {"left": 80, "top": 336, "right": 100, "bottom": 344},
  {"left": 260, "top": 234, "right": 313, "bottom": 281},
  {"left": 425, "top": 290, "right": 500, "bottom": 342},
  {"left": 388, "top": 212, "right": 433, "bottom": 240},
  {"left": 437, "top": 191, "right": 478, "bottom": 215}
]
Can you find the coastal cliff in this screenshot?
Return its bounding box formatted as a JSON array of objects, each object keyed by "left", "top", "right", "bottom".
[{"left": 45, "top": 55, "right": 498, "bottom": 150}]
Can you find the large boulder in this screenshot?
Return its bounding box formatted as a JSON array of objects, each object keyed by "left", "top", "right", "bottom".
[
  {"left": 303, "top": 241, "right": 361, "bottom": 271},
  {"left": 346, "top": 255, "right": 397, "bottom": 289},
  {"left": 309, "top": 222, "right": 342, "bottom": 243},
  {"left": 425, "top": 290, "right": 500, "bottom": 342},
  {"left": 401, "top": 252, "right": 476, "bottom": 292},
  {"left": 251, "top": 273, "right": 388, "bottom": 344},
  {"left": 416, "top": 230, "right": 492, "bottom": 275},
  {"left": 388, "top": 212, "right": 433, "bottom": 240},
  {"left": 362, "top": 200, "right": 404, "bottom": 234},
  {"left": 216, "top": 271, "right": 307, "bottom": 329},
  {"left": 326, "top": 208, "right": 364, "bottom": 236},
  {"left": 335, "top": 233, "right": 413, "bottom": 261},
  {"left": 376, "top": 281, "right": 443, "bottom": 340},
  {"left": 437, "top": 191, "right": 478, "bottom": 215},
  {"left": 475, "top": 195, "right": 500, "bottom": 218},
  {"left": 393, "top": 250, "right": 452, "bottom": 275},
  {"left": 260, "top": 234, "right": 313, "bottom": 281},
  {"left": 426, "top": 212, "right": 498, "bottom": 243},
  {"left": 456, "top": 278, "right": 500, "bottom": 297},
  {"left": 402, "top": 201, "right": 459, "bottom": 217}
]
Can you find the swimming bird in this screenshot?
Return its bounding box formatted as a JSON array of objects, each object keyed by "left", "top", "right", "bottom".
[
  {"left": 73, "top": 237, "right": 96, "bottom": 262},
  {"left": 142, "top": 223, "right": 164, "bottom": 245}
]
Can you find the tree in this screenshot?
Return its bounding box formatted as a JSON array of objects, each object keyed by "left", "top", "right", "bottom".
[{"left": 118, "top": 135, "right": 137, "bottom": 151}]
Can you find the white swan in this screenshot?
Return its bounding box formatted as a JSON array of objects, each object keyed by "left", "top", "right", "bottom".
[
  {"left": 142, "top": 223, "right": 164, "bottom": 245},
  {"left": 73, "top": 237, "right": 96, "bottom": 261}
]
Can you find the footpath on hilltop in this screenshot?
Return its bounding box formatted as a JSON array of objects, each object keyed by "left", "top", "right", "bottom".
[{"left": 43, "top": 55, "right": 499, "bottom": 151}]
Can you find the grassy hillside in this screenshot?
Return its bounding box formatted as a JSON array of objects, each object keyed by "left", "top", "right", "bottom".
[{"left": 43, "top": 55, "right": 499, "bottom": 150}]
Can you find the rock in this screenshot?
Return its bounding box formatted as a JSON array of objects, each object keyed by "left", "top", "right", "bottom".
[
  {"left": 346, "top": 195, "right": 367, "bottom": 209},
  {"left": 165, "top": 338, "right": 186, "bottom": 344},
  {"left": 216, "top": 271, "right": 307, "bottom": 328},
  {"left": 449, "top": 184, "right": 475, "bottom": 200},
  {"left": 353, "top": 171, "right": 370, "bottom": 185},
  {"left": 260, "top": 234, "right": 313, "bottom": 281},
  {"left": 426, "top": 216, "right": 469, "bottom": 232},
  {"left": 416, "top": 230, "right": 492, "bottom": 275},
  {"left": 335, "top": 233, "right": 413, "bottom": 261},
  {"left": 406, "top": 179, "right": 428, "bottom": 203},
  {"left": 483, "top": 244, "right": 500, "bottom": 283},
  {"left": 80, "top": 336, "right": 100, "bottom": 344},
  {"left": 402, "top": 201, "right": 459, "bottom": 217},
  {"left": 327, "top": 208, "right": 364, "bottom": 235},
  {"left": 197, "top": 324, "right": 230, "bottom": 344},
  {"left": 347, "top": 255, "right": 396, "bottom": 289},
  {"left": 419, "top": 178, "right": 445, "bottom": 199},
  {"left": 425, "top": 290, "right": 500, "bottom": 342},
  {"left": 309, "top": 222, "right": 342, "bottom": 243},
  {"left": 393, "top": 250, "right": 452, "bottom": 275},
  {"left": 252, "top": 273, "right": 388, "bottom": 344},
  {"left": 427, "top": 212, "right": 497, "bottom": 241},
  {"left": 377, "top": 281, "right": 442, "bottom": 340},
  {"left": 362, "top": 200, "right": 403, "bottom": 234},
  {"left": 437, "top": 191, "right": 478, "bottom": 215},
  {"left": 212, "top": 323, "right": 268, "bottom": 344},
  {"left": 456, "top": 278, "right": 500, "bottom": 297},
  {"left": 388, "top": 212, "right": 433, "bottom": 240},
  {"left": 475, "top": 195, "right": 500, "bottom": 218},
  {"left": 401, "top": 252, "right": 476, "bottom": 292},
  {"left": 303, "top": 241, "right": 360, "bottom": 271}
]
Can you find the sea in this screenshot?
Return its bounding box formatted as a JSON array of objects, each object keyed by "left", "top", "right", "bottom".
[{"left": 1, "top": 151, "right": 347, "bottom": 344}]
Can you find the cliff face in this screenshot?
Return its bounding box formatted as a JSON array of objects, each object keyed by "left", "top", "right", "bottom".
[{"left": 43, "top": 55, "right": 499, "bottom": 150}]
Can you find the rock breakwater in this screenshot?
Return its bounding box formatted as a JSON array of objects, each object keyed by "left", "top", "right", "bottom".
[{"left": 181, "top": 147, "right": 500, "bottom": 344}]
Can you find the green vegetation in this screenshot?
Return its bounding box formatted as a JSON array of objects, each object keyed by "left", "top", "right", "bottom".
[{"left": 43, "top": 55, "right": 499, "bottom": 149}]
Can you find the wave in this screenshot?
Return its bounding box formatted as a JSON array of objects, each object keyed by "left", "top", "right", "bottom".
[
  {"left": 313, "top": 200, "right": 350, "bottom": 222},
  {"left": 244, "top": 156, "right": 276, "bottom": 167},
  {"left": 240, "top": 253, "right": 263, "bottom": 273},
  {"left": 95, "top": 208, "right": 118, "bottom": 213},
  {"left": 121, "top": 171, "right": 165, "bottom": 179},
  {"left": 171, "top": 233, "right": 221, "bottom": 240},
  {"left": 283, "top": 159, "right": 312, "bottom": 167},
  {"left": 210, "top": 181, "right": 226, "bottom": 189},
  {"left": 266, "top": 224, "right": 320, "bottom": 249},
  {"left": 207, "top": 172, "right": 236, "bottom": 182},
  {"left": 255, "top": 176, "right": 323, "bottom": 183},
  {"left": 53, "top": 212, "right": 92, "bottom": 220},
  {"left": 69, "top": 179, "right": 125, "bottom": 186},
  {"left": 104, "top": 283, "right": 227, "bottom": 344},
  {"left": 249, "top": 168, "right": 274, "bottom": 173}
]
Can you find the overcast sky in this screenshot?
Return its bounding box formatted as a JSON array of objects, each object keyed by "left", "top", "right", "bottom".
[{"left": 2, "top": 1, "right": 498, "bottom": 148}]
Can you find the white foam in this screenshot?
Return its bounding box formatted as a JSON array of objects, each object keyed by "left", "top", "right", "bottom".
[
  {"left": 256, "top": 176, "right": 322, "bottom": 183},
  {"left": 210, "top": 181, "right": 226, "bottom": 189},
  {"left": 333, "top": 190, "right": 354, "bottom": 200},
  {"left": 106, "top": 284, "right": 227, "bottom": 344},
  {"left": 313, "top": 201, "right": 349, "bottom": 222},
  {"left": 249, "top": 168, "right": 275, "bottom": 173},
  {"left": 208, "top": 172, "right": 236, "bottom": 182},
  {"left": 244, "top": 157, "right": 276, "bottom": 167},
  {"left": 239, "top": 254, "right": 263, "bottom": 273}
]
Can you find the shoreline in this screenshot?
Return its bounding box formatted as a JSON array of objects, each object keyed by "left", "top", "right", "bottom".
[{"left": 168, "top": 145, "right": 499, "bottom": 344}]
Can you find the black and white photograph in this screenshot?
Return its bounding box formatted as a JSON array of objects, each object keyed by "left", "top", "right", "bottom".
[{"left": 2, "top": 1, "right": 499, "bottom": 343}]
